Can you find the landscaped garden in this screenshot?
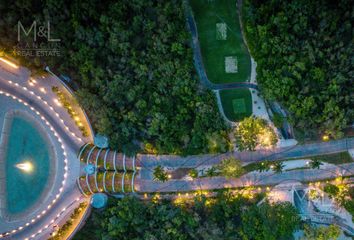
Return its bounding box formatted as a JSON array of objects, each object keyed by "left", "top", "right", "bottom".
[
  {"left": 219, "top": 88, "right": 252, "bottom": 121},
  {"left": 190, "top": 0, "right": 251, "bottom": 84}
]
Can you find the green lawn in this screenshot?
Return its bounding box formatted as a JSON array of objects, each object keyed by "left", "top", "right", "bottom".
[
  {"left": 219, "top": 89, "right": 252, "bottom": 121},
  {"left": 190, "top": 0, "right": 251, "bottom": 84},
  {"left": 312, "top": 152, "right": 353, "bottom": 165}
]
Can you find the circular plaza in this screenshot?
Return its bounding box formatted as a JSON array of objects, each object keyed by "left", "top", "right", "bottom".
[{"left": 0, "top": 59, "right": 93, "bottom": 240}]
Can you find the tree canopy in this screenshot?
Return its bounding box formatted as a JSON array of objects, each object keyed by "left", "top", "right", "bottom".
[
  {"left": 153, "top": 165, "right": 168, "bottom": 182},
  {"left": 302, "top": 224, "right": 341, "bottom": 240},
  {"left": 74, "top": 193, "right": 300, "bottom": 240},
  {"left": 242, "top": 0, "right": 353, "bottom": 139},
  {"left": 235, "top": 116, "right": 278, "bottom": 151},
  {"left": 217, "top": 157, "right": 245, "bottom": 178},
  {"left": 0, "top": 0, "right": 229, "bottom": 155}
]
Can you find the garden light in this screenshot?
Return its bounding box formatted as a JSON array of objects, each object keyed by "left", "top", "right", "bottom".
[{"left": 322, "top": 135, "right": 329, "bottom": 141}]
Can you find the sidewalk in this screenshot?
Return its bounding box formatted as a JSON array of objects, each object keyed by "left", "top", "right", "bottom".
[{"left": 138, "top": 138, "right": 354, "bottom": 169}]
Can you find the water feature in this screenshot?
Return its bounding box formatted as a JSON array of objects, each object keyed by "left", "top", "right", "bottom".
[{"left": 4, "top": 115, "right": 51, "bottom": 215}]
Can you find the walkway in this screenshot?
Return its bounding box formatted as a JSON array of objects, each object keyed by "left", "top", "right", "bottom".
[
  {"left": 139, "top": 138, "right": 354, "bottom": 170},
  {"left": 0, "top": 82, "right": 80, "bottom": 151},
  {"left": 137, "top": 162, "right": 354, "bottom": 193}
]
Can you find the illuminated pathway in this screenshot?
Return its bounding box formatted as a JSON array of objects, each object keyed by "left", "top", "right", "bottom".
[
  {"left": 138, "top": 138, "right": 354, "bottom": 171},
  {"left": 136, "top": 162, "right": 354, "bottom": 193},
  {"left": 78, "top": 142, "right": 354, "bottom": 194}
]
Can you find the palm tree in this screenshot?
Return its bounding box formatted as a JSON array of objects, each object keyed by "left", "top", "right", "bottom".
[
  {"left": 273, "top": 161, "right": 285, "bottom": 173},
  {"left": 205, "top": 166, "right": 218, "bottom": 177},
  {"left": 257, "top": 160, "right": 271, "bottom": 172},
  {"left": 153, "top": 165, "right": 168, "bottom": 182},
  {"left": 309, "top": 159, "right": 323, "bottom": 169},
  {"left": 189, "top": 169, "right": 199, "bottom": 179}
]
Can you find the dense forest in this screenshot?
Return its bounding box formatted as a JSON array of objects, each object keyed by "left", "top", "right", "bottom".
[
  {"left": 0, "top": 0, "right": 229, "bottom": 155},
  {"left": 74, "top": 193, "right": 300, "bottom": 240},
  {"left": 243, "top": 0, "right": 353, "bottom": 139}
]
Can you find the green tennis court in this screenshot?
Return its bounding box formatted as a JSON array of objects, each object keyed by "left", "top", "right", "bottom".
[
  {"left": 232, "top": 98, "right": 246, "bottom": 113},
  {"left": 219, "top": 89, "right": 252, "bottom": 121}
]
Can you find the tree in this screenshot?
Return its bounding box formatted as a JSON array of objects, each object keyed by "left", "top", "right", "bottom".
[
  {"left": 205, "top": 166, "right": 218, "bottom": 177},
  {"left": 257, "top": 160, "right": 271, "bottom": 172},
  {"left": 235, "top": 117, "right": 277, "bottom": 151},
  {"left": 243, "top": 0, "right": 353, "bottom": 139},
  {"left": 153, "top": 165, "right": 168, "bottom": 182},
  {"left": 74, "top": 196, "right": 200, "bottom": 240},
  {"left": 302, "top": 224, "right": 341, "bottom": 240},
  {"left": 324, "top": 184, "right": 339, "bottom": 198},
  {"left": 0, "top": 0, "right": 229, "bottom": 156},
  {"left": 272, "top": 112, "right": 285, "bottom": 129},
  {"left": 75, "top": 194, "right": 301, "bottom": 240},
  {"left": 272, "top": 161, "right": 285, "bottom": 173},
  {"left": 309, "top": 159, "right": 323, "bottom": 169},
  {"left": 324, "top": 182, "right": 349, "bottom": 205},
  {"left": 189, "top": 169, "right": 199, "bottom": 179},
  {"left": 217, "top": 157, "right": 244, "bottom": 178},
  {"left": 240, "top": 201, "right": 301, "bottom": 239}
]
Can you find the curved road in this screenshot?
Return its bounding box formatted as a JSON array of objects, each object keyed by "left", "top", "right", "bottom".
[{"left": 0, "top": 80, "right": 81, "bottom": 152}]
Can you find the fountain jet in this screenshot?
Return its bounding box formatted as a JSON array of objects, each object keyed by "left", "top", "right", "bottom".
[{"left": 15, "top": 161, "right": 33, "bottom": 173}]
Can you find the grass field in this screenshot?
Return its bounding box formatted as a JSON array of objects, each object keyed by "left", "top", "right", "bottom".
[
  {"left": 190, "top": 0, "right": 251, "bottom": 84},
  {"left": 219, "top": 89, "right": 252, "bottom": 121}
]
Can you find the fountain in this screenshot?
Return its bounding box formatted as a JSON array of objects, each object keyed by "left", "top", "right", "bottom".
[{"left": 15, "top": 161, "right": 33, "bottom": 173}]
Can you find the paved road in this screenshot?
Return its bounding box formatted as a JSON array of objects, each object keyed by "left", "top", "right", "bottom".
[
  {"left": 138, "top": 138, "right": 354, "bottom": 171},
  {"left": 138, "top": 162, "right": 354, "bottom": 193}
]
